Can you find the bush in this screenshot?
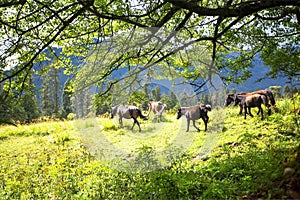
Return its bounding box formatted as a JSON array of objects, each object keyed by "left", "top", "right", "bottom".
[
  {"left": 67, "top": 113, "right": 76, "bottom": 120},
  {"left": 102, "top": 119, "right": 118, "bottom": 130}
]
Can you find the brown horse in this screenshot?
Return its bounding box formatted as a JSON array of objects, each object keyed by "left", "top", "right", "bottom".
[
  {"left": 110, "top": 105, "right": 148, "bottom": 132},
  {"left": 146, "top": 101, "right": 167, "bottom": 123},
  {"left": 225, "top": 89, "right": 275, "bottom": 115},
  {"left": 176, "top": 104, "right": 211, "bottom": 132},
  {"left": 233, "top": 94, "right": 264, "bottom": 120}
]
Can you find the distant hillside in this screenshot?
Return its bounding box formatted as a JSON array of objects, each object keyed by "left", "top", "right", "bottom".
[
  {"left": 227, "top": 54, "right": 290, "bottom": 92},
  {"left": 32, "top": 51, "right": 293, "bottom": 106}
]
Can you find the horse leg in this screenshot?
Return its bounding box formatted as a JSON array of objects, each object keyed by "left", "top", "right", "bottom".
[
  {"left": 131, "top": 120, "right": 135, "bottom": 130},
  {"left": 260, "top": 105, "right": 264, "bottom": 120},
  {"left": 186, "top": 119, "right": 190, "bottom": 132},
  {"left": 239, "top": 104, "right": 243, "bottom": 115},
  {"left": 131, "top": 118, "right": 141, "bottom": 132},
  {"left": 262, "top": 96, "right": 271, "bottom": 115},
  {"left": 119, "top": 117, "right": 123, "bottom": 128},
  {"left": 261, "top": 103, "right": 271, "bottom": 116},
  {"left": 135, "top": 119, "right": 141, "bottom": 132},
  {"left": 244, "top": 106, "right": 247, "bottom": 119},
  {"left": 248, "top": 107, "right": 254, "bottom": 117},
  {"left": 267, "top": 105, "right": 271, "bottom": 115},
  {"left": 192, "top": 120, "right": 200, "bottom": 132},
  {"left": 136, "top": 119, "right": 141, "bottom": 132},
  {"left": 202, "top": 116, "right": 208, "bottom": 131}
]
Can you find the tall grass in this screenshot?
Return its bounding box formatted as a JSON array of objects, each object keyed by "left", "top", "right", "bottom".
[{"left": 0, "top": 97, "right": 299, "bottom": 199}]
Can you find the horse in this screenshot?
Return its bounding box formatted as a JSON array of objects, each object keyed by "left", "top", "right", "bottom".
[
  {"left": 146, "top": 101, "right": 167, "bottom": 122},
  {"left": 176, "top": 104, "right": 211, "bottom": 132},
  {"left": 233, "top": 94, "right": 264, "bottom": 120},
  {"left": 225, "top": 89, "right": 275, "bottom": 115},
  {"left": 110, "top": 105, "right": 148, "bottom": 132},
  {"left": 245, "top": 89, "right": 276, "bottom": 114}
]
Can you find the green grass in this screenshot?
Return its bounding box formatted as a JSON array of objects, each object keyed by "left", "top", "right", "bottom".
[{"left": 0, "top": 97, "right": 299, "bottom": 199}]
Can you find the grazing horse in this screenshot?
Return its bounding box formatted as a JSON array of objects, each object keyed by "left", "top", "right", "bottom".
[
  {"left": 146, "top": 101, "right": 167, "bottom": 122},
  {"left": 254, "top": 90, "right": 276, "bottom": 107},
  {"left": 176, "top": 104, "right": 211, "bottom": 132},
  {"left": 110, "top": 105, "right": 148, "bottom": 132},
  {"left": 233, "top": 94, "right": 264, "bottom": 120},
  {"left": 225, "top": 90, "right": 275, "bottom": 115}
]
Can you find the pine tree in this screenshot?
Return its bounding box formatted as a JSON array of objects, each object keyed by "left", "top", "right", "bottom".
[
  {"left": 151, "top": 86, "right": 161, "bottom": 101},
  {"left": 283, "top": 85, "right": 292, "bottom": 98},
  {"left": 169, "top": 91, "right": 178, "bottom": 109},
  {"left": 41, "top": 65, "right": 61, "bottom": 117},
  {"left": 62, "top": 79, "right": 73, "bottom": 118},
  {"left": 269, "top": 86, "right": 282, "bottom": 99},
  {"left": 21, "top": 90, "right": 40, "bottom": 122}
]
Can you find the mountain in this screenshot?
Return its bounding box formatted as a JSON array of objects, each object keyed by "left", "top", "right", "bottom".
[
  {"left": 32, "top": 51, "right": 293, "bottom": 105},
  {"left": 227, "top": 55, "right": 290, "bottom": 92}
]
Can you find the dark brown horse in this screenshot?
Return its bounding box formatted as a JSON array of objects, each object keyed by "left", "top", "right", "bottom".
[
  {"left": 110, "top": 105, "right": 148, "bottom": 132},
  {"left": 233, "top": 94, "right": 264, "bottom": 120},
  {"left": 225, "top": 89, "right": 276, "bottom": 115},
  {"left": 176, "top": 104, "right": 211, "bottom": 132}
]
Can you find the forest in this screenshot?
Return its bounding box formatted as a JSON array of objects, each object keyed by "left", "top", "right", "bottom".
[{"left": 0, "top": 0, "right": 300, "bottom": 199}]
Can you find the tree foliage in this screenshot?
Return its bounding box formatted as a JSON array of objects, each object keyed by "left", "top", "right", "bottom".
[{"left": 0, "top": 0, "right": 299, "bottom": 98}]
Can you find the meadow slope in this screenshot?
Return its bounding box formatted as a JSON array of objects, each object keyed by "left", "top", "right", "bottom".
[{"left": 0, "top": 97, "right": 299, "bottom": 199}]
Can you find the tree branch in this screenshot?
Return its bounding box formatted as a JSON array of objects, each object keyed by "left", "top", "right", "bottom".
[
  {"left": 0, "top": 4, "right": 89, "bottom": 83},
  {"left": 166, "top": 0, "right": 300, "bottom": 17}
]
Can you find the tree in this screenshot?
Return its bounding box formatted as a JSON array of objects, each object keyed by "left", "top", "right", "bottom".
[
  {"left": 128, "top": 90, "right": 149, "bottom": 107},
  {"left": 20, "top": 90, "right": 40, "bottom": 122},
  {"left": 41, "top": 65, "right": 61, "bottom": 117},
  {"left": 0, "top": 91, "right": 23, "bottom": 125},
  {"left": 62, "top": 79, "right": 73, "bottom": 118},
  {"left": 179, "top": 90, "right": 198, "bottom": 106},
  {"left": 72, "top": 86, "right": 94, "bottom": 118},
  {"left": 269, "top": 86, "right": 282, "bottom": 99},
  {"left": 168, "top": 91, "right": 178, "bottom": 109},
  {"left": 152, "top": 86, "right": 161, "bottom": 102},
  {"left": 283, "top": 84, "right": 292, "bottom": 98},
  {"left": 261, "top": 37, "right": 300, "bottom": 80},
  {"left": 0, "top": 0, "right": 299, "bottom": 99},
  {"left": 93, "top": 92, "right": 112, "bottom": 115}
]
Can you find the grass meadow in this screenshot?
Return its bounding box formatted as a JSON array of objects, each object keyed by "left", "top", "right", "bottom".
[{"left": 0, "top": 97, "right": 299, "bottom": 199}]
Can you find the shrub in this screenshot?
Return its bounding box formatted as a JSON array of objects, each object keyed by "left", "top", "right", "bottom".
[
  {"left": 67, "top": 113, "right": 76, "bottom": 120},
  {"left": 102, "top": 119, "right": 118, "bottom": 130}
]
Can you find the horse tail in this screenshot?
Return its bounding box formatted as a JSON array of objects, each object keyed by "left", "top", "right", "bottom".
[
  {"left": 138, "top": 109, "right": 148, "bottom": 120},
  {"left": 267, "top": 90, "right": 276, "bottom": 106},
  {"left": 146, "top": 102, "right": 152, "bottom": 117}
]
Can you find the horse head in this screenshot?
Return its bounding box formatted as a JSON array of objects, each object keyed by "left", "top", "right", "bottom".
[
  {"left": 205, "top": 104, "right": 212, "bottom": 111},
  {"left": 225, "top": 94, "right": 235, "bottom": 106},
  {"left": 176, "top": 108, "right": 182, "bottom": 119},
  {"left": 110, "top": 111, "right": 114, "bottom": 119},
  {"left": 233, "top": 94, "right": 241, "bottom": 106},
  {"left": 110, "top": 105, "right": 118, "bottom": 118}
]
